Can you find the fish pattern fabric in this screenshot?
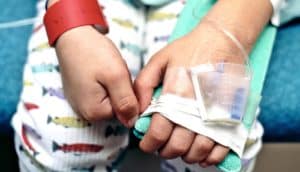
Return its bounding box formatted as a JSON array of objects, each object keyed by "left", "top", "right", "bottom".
[{"left": 12, "top": 0, "right": 185, "bottom": 171}]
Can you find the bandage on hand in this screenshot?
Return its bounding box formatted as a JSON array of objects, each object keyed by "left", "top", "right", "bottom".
[
  {"left": 190, "top": 63, "right": 251, "bottom": 124},
  {"left": 156, "top": 63, "right": 250, "bottom": 125}
]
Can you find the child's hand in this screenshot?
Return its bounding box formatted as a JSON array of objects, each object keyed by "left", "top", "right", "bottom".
[
  {"left": 55, "top": 26, "right": 138, "bottom": 127},
  {"left": 134, "top": 0, "right": 273, "bottom": 164},
  {"left": 134, "top": 21, "right": 247, "bottom": 167}
]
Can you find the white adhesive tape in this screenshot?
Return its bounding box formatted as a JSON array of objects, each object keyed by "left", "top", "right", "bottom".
[{"left": 142, "top": 94, "right": 249, "bottom": 157}]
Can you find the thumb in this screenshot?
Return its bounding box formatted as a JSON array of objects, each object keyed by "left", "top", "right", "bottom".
[
  {"left": 134, "top": 51, "right": 169, "bottom": 112},
  {"left": 102, "top": 60, "right": 139, "bottom": 128}
]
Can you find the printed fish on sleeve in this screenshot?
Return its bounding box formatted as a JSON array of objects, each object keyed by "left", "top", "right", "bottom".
[
  {"left": 47, "top": 115, "right": 91, "bottom": 128},
  {"left": 42, "top": 87, "right": 65, "bottom": 99},
  {"left": 52, "top": 141, "right": 104, "bottom": 154},
  {"left": 31, "top": 63, "right": 59, "bottom": 73},
  {"left": 24, "top": 102, "right": 39, "bottom": 111},
  {"left": 21, "top": 124, "right": 42, "bottom": 156}
]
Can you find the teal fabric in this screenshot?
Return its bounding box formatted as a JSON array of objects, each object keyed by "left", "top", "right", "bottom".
[{"left": 0, "top": 0, "right": 36, "bottom": 133}]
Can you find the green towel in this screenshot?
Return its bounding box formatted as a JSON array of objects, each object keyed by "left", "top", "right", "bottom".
[{"left": 134, "top": 0, "right": 277, "bottom": 171}]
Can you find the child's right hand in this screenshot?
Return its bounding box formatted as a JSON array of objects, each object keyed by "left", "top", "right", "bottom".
[{"left": 54, "top": 26, "right": 139, "bottom": 127}]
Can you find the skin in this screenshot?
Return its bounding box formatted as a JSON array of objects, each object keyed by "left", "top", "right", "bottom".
[
  {"left": 134, "top": 0, "right": 273, "bottom": 167},
  {"left": 48, "top": 0, "right": 273, "bottom": 168},
  {"left": 47, "top": 0, "right": 139, "bottom": 127}
]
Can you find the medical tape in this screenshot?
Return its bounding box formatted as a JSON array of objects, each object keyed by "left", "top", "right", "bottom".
[{"left": 141, "top": 94, "right": 249, "bottom": 157}]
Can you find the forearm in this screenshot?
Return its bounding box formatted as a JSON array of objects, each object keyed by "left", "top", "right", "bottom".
[{"left": 198, "top": 0, "right": 273, "bottom": 53}]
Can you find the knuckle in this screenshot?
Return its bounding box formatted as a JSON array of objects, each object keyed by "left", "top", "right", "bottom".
[
  {"left": 134, "top": 77, "right": 147, "bottom": 90},
  {"left": 115, "top": 95, "right": 137, "bottom": 115},
  {"left": 148, "top": 129, "right": 166, "bottom": 144},
  {"left": 106, "top": 70, "right": 127, "bottom": 83},
  {"left": 98, "top": 98, "right": 113, "bottom": 119},
  {"left": 139, "top": 139, "right": 157, "bottom": 154},
  {"left": 207, "top": 155, "right": 223, "bottom": 165},
  {"left": 169, "top": 143, "right": 188, "bottom": 156},
  {"left": 195, "top": 139, "right": 213, "bottom": 154},
  {"left": 80, "top": 104, "right": 101, "bottom": 121}
]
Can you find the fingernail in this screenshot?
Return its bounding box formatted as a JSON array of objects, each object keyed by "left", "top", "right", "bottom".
[{"left": 127, "top": 115, "right": 138, "bottom": 128}]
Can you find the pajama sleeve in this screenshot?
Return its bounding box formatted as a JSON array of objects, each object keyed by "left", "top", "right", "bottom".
[{"left": 270, "top": 0, "right": 300, "bottom": 26}]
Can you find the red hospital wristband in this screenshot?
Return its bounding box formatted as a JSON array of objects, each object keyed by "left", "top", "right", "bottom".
[{"left": 44, "top": 0, "right": 109, "bottom": 46}]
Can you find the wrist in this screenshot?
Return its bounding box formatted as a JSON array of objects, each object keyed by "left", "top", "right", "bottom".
[
  {"left": 44, "top": 0, "right": 108, "bottom": 46},
  {"left": 198, "top": 0, "right": 273, "bottom": 53},
  {"left": 55, "top": 25, "right": 110, "bottom": 65},
  {"left": 190, "top": 22, "right": 246, "bottom": 64},
  {"left": 56, "top": 25, "right": 104, "bottom": 50}
]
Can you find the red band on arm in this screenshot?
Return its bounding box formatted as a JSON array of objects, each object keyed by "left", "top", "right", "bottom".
[{"left": 44, "top": 0, "right": 109, "bottom": 46}]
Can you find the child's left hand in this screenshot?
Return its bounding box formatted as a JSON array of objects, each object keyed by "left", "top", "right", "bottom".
[{"left": 133, "top": 21, "right": 246, "bottom": 167}]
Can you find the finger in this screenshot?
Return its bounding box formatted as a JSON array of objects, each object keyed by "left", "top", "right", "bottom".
[
  {"left": 182, "top": 135, "right": 215, "bottom": 164},
  {"left": 134, "top": 51, "right": 168, "bottom": 112},
  {"left": 82, "top": 97, "right": 113, "bottom": 121},
  {"left": 159, "top": 126, "right": 195, "bottom": 159},
  {"left": 199, "top": 144, "right": 230, "bottom": 168},
  {"left": 96, "top": 97, "right": 114, "bottom": 119},
  {"left": 94, "top": 84, "right": 114, "bottom": 120},
  {"left": 73, "top": 82, "right": 114, "bottom": 121},
  {"left": 139, "top": 113, "right": 174, "bottom": 153},
  {"left": 101, "top": 60, "right": 139, "bottom": 127}
]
